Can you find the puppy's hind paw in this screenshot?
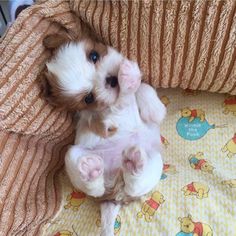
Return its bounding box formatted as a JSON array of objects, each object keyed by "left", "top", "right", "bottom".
[
  {"left": 122, "top": 147, "right": 147, "bottom": 175},
  {"left": 78, "top": 155, "right": 104, "bottom": 181}
]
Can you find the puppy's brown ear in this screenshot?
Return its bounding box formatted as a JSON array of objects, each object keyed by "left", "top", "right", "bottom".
[
  {"left": 40, "top": 72, "right": 53, "bottom": 103},
  {"left": 41, "top": 72, "right": 52, "bottom": 100},
  {"left": 43, "top": 34, "right": 70, "bottom": 50},
  {"left": 40, "top": 70, "right": 60, "bottom": 107}
]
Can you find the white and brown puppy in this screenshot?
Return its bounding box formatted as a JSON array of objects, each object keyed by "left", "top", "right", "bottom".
[{"left": 42, "top": 34, "right": 166, "bottom": 236}]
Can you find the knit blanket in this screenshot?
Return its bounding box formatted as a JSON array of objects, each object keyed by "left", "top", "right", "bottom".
[{"left": 0, "top": 0, "right": 236, "bottom": 235}]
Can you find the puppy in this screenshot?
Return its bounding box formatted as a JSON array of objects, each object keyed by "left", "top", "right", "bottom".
[{"left": 42, "top": 34, "right": 166, "bottom": 236}]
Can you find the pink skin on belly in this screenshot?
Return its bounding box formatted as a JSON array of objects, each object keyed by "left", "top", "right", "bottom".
[{"left": 84, "top": 130, "right": 160, "bottom": 176}]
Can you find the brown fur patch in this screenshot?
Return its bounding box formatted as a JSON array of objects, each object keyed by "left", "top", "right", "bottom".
[
  {"left": 43, "top": 34, "right": 108, "bottom": 60},
  {"left": 43, "top": 34, "right": 71, "bottom": 50},
  {"left": 88, "top": 114, "right": 117, "bottom": 138},
  {"left": 43, "top": 71, "right": 97, "bottom": 111},
  {"left": 84, "top": 38, "right": 108, "bottom": 62}
]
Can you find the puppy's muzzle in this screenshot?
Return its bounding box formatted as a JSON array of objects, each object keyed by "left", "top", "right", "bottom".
[{"left": 106, "top": 76, "right": 118, "bottom": 88}]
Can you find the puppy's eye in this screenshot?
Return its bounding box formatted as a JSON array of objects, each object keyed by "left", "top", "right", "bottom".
[
  {"left": 84, "top": 93, "right": 94, "bottom": 104},
  {"left": 89, "top": 50, "right": 100, "bottom": 64}
]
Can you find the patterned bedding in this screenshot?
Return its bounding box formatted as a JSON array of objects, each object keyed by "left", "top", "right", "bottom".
[{"left": 42, "top": 88, "right": 236, "bottom": 236}]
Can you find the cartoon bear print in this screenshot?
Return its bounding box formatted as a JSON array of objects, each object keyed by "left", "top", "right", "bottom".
[
  {"left": 161, "top": 135, "right": 169, "bottom": 148},
  {"left": 176, "top": 110, "right": 217, "bottom": 141},
  {"left": 182, "top": 182, "right": 209, "bottom": 199},
  {"left": 222, "top": 179, "right": 236, "bottom": 188},
  {"left": 160, "top": 95, "right": 170, "bottom": 107},
  {"left": 222, "top": 96, "right": 236, "bottom": 116},
  {"left": 181, "top": 108, "right": 205, "bottom": 122},
  {"left": 177, "top": 214, "right": 213, "bottom": 236},
  {"left": 222, "top": 133, "right": 236, "bottom": 158},
  {"left": 64, "top": 189, "right": 86, "bottom": 211},
  {"left": 188, "top": 152, "right": 214, "bottom": 174},
  {"left": 137, "top": 191, "right": 165, "bottom": 222},
  {"left": 182, "top": 89, "right": 199, "bottom": 96},
  {"left": 161, "top": 164, "right": 177, "bottom": 180},
  {"left": 53, "top": 230, "right": 73, "bottom": 236}
]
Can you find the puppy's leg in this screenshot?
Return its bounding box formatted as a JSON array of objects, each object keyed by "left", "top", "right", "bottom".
[
  {"left": 65, "top": 145, "right": 105, "bottom": 197},
  {"left": 122, "top": 146, "right": 147, "bottom": 175},
  {"left": 122, "top": 147, "right": 163, "bottom": 197},
  {"left": 100, "top": 202, "right": 121, "bottom": 236},
  {"left": 136, "top": 83, "right": 166, "bottom": 125}
]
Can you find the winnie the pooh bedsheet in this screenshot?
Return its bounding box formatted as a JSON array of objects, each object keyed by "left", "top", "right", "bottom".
[{"left": 42, "top": 88, "right": 236, "bottom": 236}]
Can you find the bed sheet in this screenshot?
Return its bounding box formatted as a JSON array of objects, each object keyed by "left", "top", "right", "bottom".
[{"left": 42, "top": 88, "right": 236, "bottom": 236}]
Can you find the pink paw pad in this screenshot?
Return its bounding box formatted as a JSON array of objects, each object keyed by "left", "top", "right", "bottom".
[
  {"left": 118, "top": 60, "right": 141, "bottom": 93},
  {"left": 78, "top": 155, "right": 104, "bottom": 181},
  {"left": 122, "top": 147, "right": 146, "bottom": 174}
]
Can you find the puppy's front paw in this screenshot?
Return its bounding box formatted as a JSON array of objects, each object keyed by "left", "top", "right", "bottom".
[
  {"left": 122, "top": 147, "right": 147, "bottom": 175},
  {"left": 118, "top": 60, "right": 142, "bottom": 94},
  {"left": 136, "top": 84, "right": 166, "bottom": 125},
  {"left": 78, "top": 155, "right": 104, "bottom": 181}
]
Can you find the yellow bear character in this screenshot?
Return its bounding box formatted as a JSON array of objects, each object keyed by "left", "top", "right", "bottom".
[
  {"left": 181, "top": 108, "right": 205, "bottom": 122},
  {"left": 188, "top": 152, "right": 214, "bottom": 174},
  {"left": 222, "top": 133, "right": 236, "bottom": 158},
  {"left": 161, "top": 164, "right": 177, "bottom": 180},
  {"left": 64, "top": 190, "right": 86, "bottom": 211},
  {"left": 182, "top": 182, "right": 209, "bottom": 199},
  {"left": 178, "top": 214, "right": 213, "bottom": 236},
  {"left": 137, "top": 191, "right": 165, "bottom": 222},
  {"left": 222, "top": 179, "right": 236, "bottom": 188},
  {"left": 163, "top": 164, "right": 177, "bottom": 174},
  {"left": 182, "top": 89, "right": 199, "bottom": 96},
  {"left": 53, "top": 230, "right": 73, "bottom": 236},
  {"left": 160, "top": 96, "right": 170, "bottom": 107},
  {"left": 161, "top": 135, "right": 169, "bottom": 148},
  {"left": 222, "top": 96, "right": 236, "bottom": 116}
]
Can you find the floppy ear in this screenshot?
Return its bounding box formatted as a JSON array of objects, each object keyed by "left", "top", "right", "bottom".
[
  {"left": 40, "top": 71, "right": 76, "bottom": 110},
  {"left": 40, "top": 71, "right": 56, "bottom": 105},
  {"left": 43, "top": 34, "right": 70, "bottom": 50},
  {"left": 40, "top": 70, "right": 63, "bottom": 108},
  {"left": 187, "top": 214, "right": 192, "bottom": 220}
]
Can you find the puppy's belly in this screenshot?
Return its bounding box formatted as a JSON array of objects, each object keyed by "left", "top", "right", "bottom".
[
  {"left": 89, "top": 137, "right": 130, "bottom": 172},
  {"left": 89, "top": 125, "right": 160, "bottom": 173},
  {"left": 84, "top": 125, "right": 161, "bottom": 202}
]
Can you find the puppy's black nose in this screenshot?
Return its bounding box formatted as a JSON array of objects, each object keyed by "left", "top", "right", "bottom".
[{"left": 106, "top": 76, "right": 118, "bottom": 88}]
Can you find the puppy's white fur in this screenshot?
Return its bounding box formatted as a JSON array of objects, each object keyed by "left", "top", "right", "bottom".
[
  {"left": 46, "top": 40, "right": 166, "bottom": 236},
  {"left": 47, "top": 42, "right": 95, "bottom": 95}
]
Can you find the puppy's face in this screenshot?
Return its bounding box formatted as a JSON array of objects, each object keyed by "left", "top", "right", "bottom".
[{"left": 43, "top": 35, "right": 124, "bottom": 111}]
